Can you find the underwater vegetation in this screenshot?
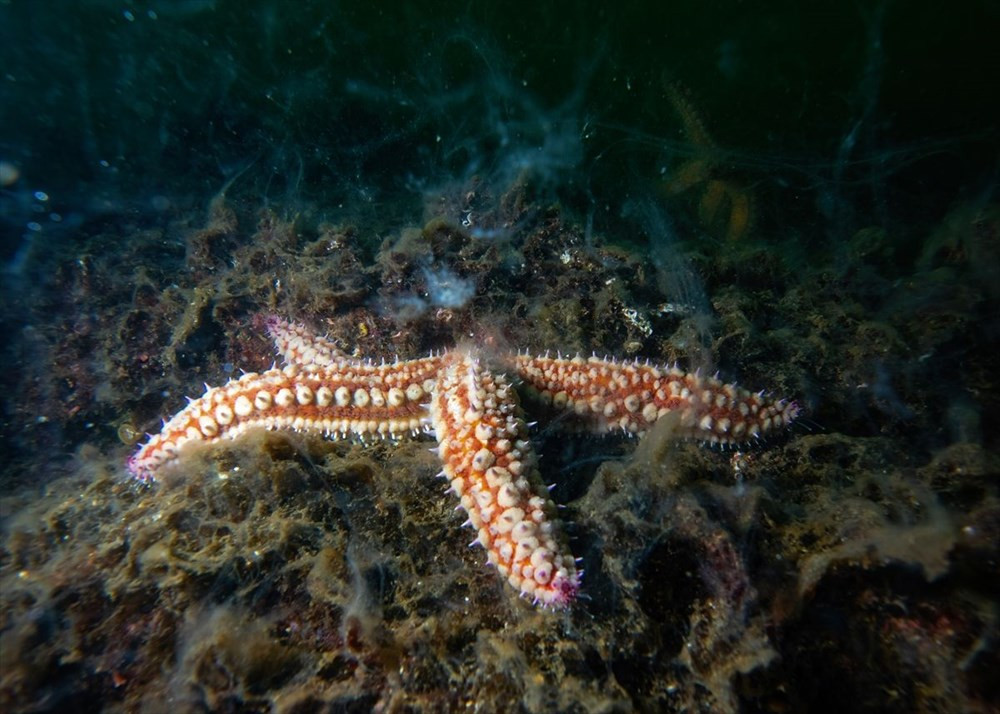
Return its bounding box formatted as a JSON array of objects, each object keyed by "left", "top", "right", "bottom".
[{"left": 1, "top": 0, "right": 999, "bottom": 712}]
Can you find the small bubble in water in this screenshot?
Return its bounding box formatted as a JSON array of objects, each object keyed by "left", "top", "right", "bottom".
[
  {"left": 33, "top": 191, "right": 48, "bottom": 201},
  {"left": 0, "top": 161, "right": 20, "bottom": 187}
]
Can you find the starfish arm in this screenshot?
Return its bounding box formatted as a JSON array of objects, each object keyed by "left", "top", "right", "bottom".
[
  {"left": 266, "top": 315, "right": 354, "bottom": 370},
  {"left": 431, "top": 352, "right": 580, "bottom": 607},
  {"left": 509, "top": 354, "right": 799, "bottom": 445},
  {"left": 127, "top": 363, "right": 435, "bottom": 481}
]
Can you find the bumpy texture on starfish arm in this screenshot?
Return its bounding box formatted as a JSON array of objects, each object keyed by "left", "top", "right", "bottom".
[
  {"left": 431, "top": 352, "right": 579, "bottom": 606},
  {"left": 126, "top": 362, "right": 435, "bottom": 481},
  {"left": 267, "top": 315, "right": 353, "bottom": 370},
  {"left": 510, "top": 353, "right": 799, "bottom": 445}
]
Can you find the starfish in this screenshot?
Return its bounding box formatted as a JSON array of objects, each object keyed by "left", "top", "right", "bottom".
[{"left": 127, "top": 317, "right": 800, "bottom": 608}]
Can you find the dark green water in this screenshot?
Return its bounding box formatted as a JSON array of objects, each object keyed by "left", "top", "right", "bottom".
[{"left": 3, "top": 1, "right": 996, "bottom": 250}]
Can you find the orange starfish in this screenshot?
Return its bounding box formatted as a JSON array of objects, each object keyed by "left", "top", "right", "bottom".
[{"left": 128, "top": 317, "right": 799, "bottom": 607}]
